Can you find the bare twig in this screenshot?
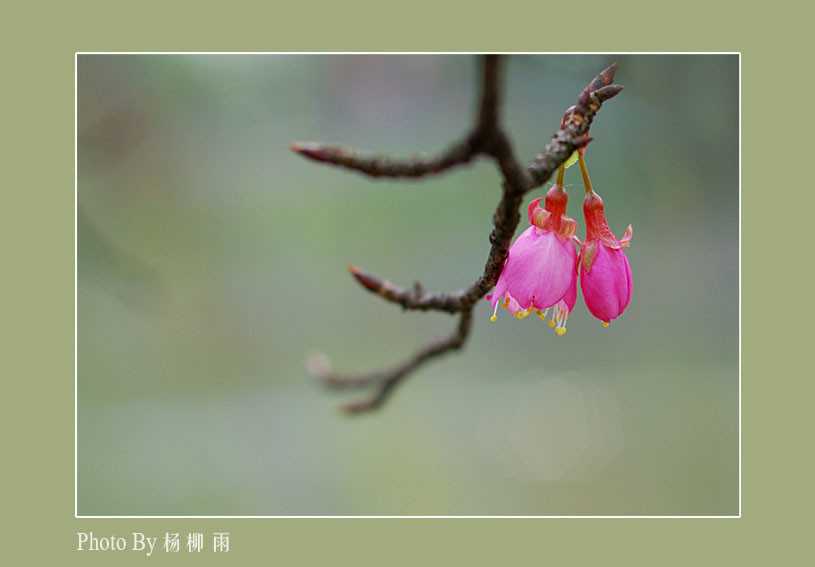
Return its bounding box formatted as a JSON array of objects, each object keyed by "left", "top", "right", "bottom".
[
  {"left": 307, "top": 310, "right": 472, "bottom": 414},
  {"left": 527, "top": 61, "right": 621, "bottom": 187},
  {"left": 288, "top": 138, "right": 479, "bottom": 178},
  {"left": 290, "top": 56, "right": 507, "bottom": 179},
  {"left": 348, "top": 265, "right": 462, "bottom": 313},
  {"left": 294, "top": 56, "right": 622, "bottom": 413}
]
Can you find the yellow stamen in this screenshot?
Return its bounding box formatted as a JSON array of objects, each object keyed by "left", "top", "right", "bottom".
[
  {"left": 536, "top": 309, "right": 542, "bottom": 316},
  {"left": 556, "top": 328, "right": 566, "bottom": 336},
  {"left": 602, "top": 321, "right": 609, "bottom": 327},
  {"left": 491, "top": 300, "right": 500, "bottom": 321},
  {"left": 503, "top": 298, "right": 510, "bottom": 309},
  {"left": 490, "top": 315, "right": 497, "bottom": 322},
  {"left": 548, "top": 320, "right": 556, "bottom": 328}
]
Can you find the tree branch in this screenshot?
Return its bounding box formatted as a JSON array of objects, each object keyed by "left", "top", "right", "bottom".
[
  {"left": 290, "top": 55, "right": 512, "bottom": 180},
  {"left": 288, "top": 137, "right": 479, "bottom": 178},
  {"left": 296, "top": 56, "right": 623, "bottom": 413},
  {"left": 307, "top": 310, "right": 472, "bottom": 414},
  {"left": 347, "top": 265, "right": 462, "bottom": 313},
  {"left": 527, "top": 62, "right": 621, "bottom": 187}
]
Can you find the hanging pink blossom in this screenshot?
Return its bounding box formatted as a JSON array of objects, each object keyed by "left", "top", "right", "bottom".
[
  {"left": 578, "top": 156, "right": 632, "bottom": 326},
  {"left": 487, "top": 178, "right": 579, "bottom": 334}
]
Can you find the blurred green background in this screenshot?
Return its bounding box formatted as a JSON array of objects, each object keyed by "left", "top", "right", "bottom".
[{"left": 77, "top": 54, "right": 738, "bottom": 516}]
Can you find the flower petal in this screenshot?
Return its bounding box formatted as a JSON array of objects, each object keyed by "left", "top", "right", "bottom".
[
  {"left": 561, "top": 272, "right": 578, "bottom": 313},
  {"left": 580, "top": 243, "right": 632, "bottom": 322},
  {"left": 497, "top": 228, "right": 578, "bottom": 311},
  {"left": 581, "top": 239, "right": 599, "bottom": 273}
]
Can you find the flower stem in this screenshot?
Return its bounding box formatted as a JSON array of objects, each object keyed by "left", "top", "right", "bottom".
[
  {"left": 556, "top": 164, "right": 565, "bottom": 186},
  {"left": 578, "top": 153, "right": 593, "bottom": 194}
]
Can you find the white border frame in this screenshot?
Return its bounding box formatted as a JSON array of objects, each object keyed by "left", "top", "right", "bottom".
[{"left": 75, "top": 51, "right": 742, "bottom": 519}]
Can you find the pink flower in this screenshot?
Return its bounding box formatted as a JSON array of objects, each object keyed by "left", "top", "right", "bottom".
[
  {"left": 577, "top": 154, "right": 632, "bottom": 325},
  {"left": 487, "top": 175, "right": 579, "bottom": 334}
]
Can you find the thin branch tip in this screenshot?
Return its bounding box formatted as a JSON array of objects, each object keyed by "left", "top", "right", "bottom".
[
  {"left": 348, "top": 264, "right": 384, "bottom": 294},
  {"left": 304, "top": 351, "right": 332, "bottom": 380},
  {"left": 290, "top": 141, "right": 316, "bottom": 153},
  {"left": 594, "top": 84, "right": 624, "bottom": 102},
  {"left": 341, "top": 401, "right": 375, "bottom": 415},
  {"left": 591, "top": 61, "right": 620, "bottom": 89}
]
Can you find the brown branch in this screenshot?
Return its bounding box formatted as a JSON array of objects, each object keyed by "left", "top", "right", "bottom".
[
  {"left": 290, "top": 55, "right": 507, "bottom": 179},
  {"left": 527, "top": 62, "right": 622, "bottom": 187},
  {"left": 307, "top": 310, "right": 472, "bottom": 414},
  {"left": 289, "top": 138, "right": 479, "bottom": 178},
  {"left": 298, "top": 56, "right": 623, "bottom": 413},
  {"left": 348, "top": 265, "right": 462, "bottom": 313}
]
